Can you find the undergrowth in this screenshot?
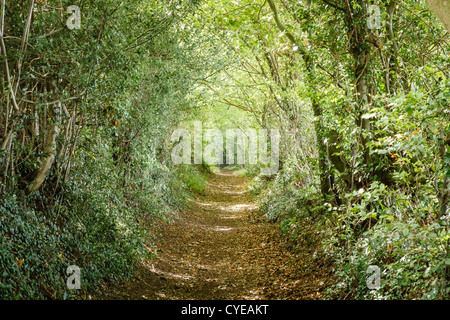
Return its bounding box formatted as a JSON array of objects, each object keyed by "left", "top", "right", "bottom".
[
  {"left": 0, "top": 156, "right": 207, "bottom": 299},
  {"left": 252, "top": 164, "right": 450, "bottom": 299}
]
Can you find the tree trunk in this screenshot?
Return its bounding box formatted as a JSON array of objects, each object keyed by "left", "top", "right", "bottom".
[
  {"left": 345, "top": 1, "right": 372, "bottom": 168},
  {"left": 27, "top": 101, "right": 60, "bottom": 193},
  {"left": 267, "top": 0, "right": 335, "bottom": 196}
]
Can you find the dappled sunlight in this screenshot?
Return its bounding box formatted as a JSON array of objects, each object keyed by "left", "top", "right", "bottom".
[
  {"left": 192, "top": 199, "right": 255, "bottom": 214},
  {"left": 184, "top": 221, "right": 236, "bottom": 232},
  {"left": 219, "top": 204, "right": 256, "bottom": 212},
  {"left": 212, "top": 226, "right": 234, "bottom": 232},
  {"left": 242, "top": 288, "right": 264, "bottom": 300},
  {"left": 155, "top": 292, "right": 168, "bottom": 299},
  {"left": 212, "top": 185, "right": 247, "bottom": 194},
  {"left": 2, "top": 0, "right": 446, "bottom": 303},
  {"left": 221, "top": 215, "right": 241, "bottom": 220},
  {"left": 195, "top": 201, "right": 215, "bottom": 207},
  {"left": 112, "top": 168, "right": 321, "bottom": 300},
  {"left": 142, "top": 260, "right": 195, "bottom": 281}
]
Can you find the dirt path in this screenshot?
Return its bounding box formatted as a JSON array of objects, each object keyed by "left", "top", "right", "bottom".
[{"left": 106, "top": 168, "right": 329, "bottom": 300}]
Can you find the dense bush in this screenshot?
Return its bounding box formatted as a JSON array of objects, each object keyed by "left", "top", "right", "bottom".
[
  {"left": 0, "top": 0, "right": 212, "bottom": 299},
  {"left": 0, "top": 191, "right": 144, "bottom": 299}
]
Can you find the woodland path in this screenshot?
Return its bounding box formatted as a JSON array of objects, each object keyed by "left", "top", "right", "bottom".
[{"left": 105, "top": 168, "right": 328, "bottom": 300}]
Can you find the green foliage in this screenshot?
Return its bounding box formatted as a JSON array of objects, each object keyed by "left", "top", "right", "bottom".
[
  {"left": 0, "top": 0, "right": 219, "bottom": 299},
  {"left": 177, "top": 165, "right": 208, "bottom": 195},
  {"left": 326, "top": 217, "right": 449, "bottom": 299},
  {"left": 241, "top": 0, "right": 450, "bottom": 300},
  {"left": 322, "top": 82, "right": 450, "bottom": 299},
  {"left": 1, "top": 0, "right": 449, "bottom": 301},
  {"left": 252, "top": 164, "right": 323, "bottom": 239},
  {"left": 0, "top": 191, "right": 144, "bottom": 299}
]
